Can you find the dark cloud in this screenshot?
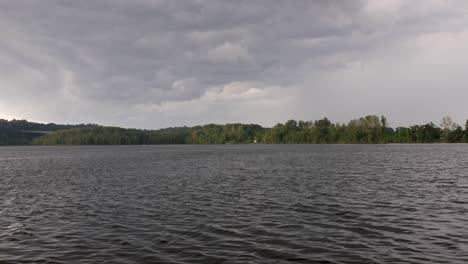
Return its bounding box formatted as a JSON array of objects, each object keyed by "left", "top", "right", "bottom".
[{"left": 1, "top": 0, "right": 467, "bottom": 127}]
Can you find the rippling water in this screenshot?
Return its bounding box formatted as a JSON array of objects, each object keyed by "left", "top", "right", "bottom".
[{"left": 1, "top": 145, "right": 468, "bottom": 263}]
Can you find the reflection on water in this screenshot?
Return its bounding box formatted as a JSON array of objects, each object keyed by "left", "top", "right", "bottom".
[{"left": 1, "top": 145, "right": 468, "bottom": 263}]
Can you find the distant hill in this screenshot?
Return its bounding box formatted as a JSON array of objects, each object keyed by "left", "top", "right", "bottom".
[
  {"left": 1, "top": 115, "right": 467, "bottom": 145},
  {"left": 0, "top": 119, "right": 97, "bottom": 145}
]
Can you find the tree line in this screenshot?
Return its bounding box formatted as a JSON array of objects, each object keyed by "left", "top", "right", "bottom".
[
  {"left": 0, "top": 119, "right": 96, "bottom": 145},
  {"left": 29, "top": 115, "right": 468, "bottom": 145},
  {"left": 261, "top": 116, "right": 467, "bottom": 144}
]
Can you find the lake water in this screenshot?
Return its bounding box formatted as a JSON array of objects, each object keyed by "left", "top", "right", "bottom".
[{"left": 1, "top": 145, "right": 468, "bottom": 263}]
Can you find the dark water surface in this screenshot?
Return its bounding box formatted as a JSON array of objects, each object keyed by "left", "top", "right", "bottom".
[{"left": 1, "top": 145, "right": 468, "bottom": 263}]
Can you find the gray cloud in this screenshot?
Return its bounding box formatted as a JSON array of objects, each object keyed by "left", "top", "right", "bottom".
[{"left": 1, "top": 0, "right": 467, "bottom": 128}]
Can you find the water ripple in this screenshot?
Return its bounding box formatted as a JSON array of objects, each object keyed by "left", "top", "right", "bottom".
[{"left": 1, "top": 145, "right": 468, "bottom": 263}]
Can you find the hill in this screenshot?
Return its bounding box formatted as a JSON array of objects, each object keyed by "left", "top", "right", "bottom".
[
  {"left": 1, "top": 115, "right": 467, "bottom": 146},
  {"left": 0, "top": 119, "right": 97, "bottom": 145}
]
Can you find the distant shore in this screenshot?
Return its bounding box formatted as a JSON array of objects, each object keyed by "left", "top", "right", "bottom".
[{"left": 2, "top": 115, "right": 467, "bottom": 146}]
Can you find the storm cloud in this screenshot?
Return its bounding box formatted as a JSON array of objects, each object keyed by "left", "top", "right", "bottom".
[{"left": 1, "top": 0, "right": 467, "bottom": 128}]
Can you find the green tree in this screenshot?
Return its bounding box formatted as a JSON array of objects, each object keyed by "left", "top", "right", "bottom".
[{"left": 464, "top": 120, "right": 468, "bottom": 143}]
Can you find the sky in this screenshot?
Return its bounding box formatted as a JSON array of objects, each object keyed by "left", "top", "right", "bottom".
[{"left": 1, "top": 0, "right": 467, "bottom": 129}]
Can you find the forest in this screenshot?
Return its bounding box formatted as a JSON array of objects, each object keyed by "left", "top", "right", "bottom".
[
  {"left": 22, "top": 115, "right": 468, "bottom": 145},
  {"left": 0, "top": 119, "right": 96, "bottom": 145},
  {"left": 1, "top": 115, "right": 467, "bottom": 145}
]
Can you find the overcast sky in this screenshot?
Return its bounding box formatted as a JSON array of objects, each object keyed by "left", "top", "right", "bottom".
[{"left": 1, "top": 0, "right": 467, "bottom": 128}]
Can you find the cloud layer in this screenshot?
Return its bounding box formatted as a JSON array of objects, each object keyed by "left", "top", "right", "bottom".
[{"left": 1, "top": 0, "right": 467, "bottom": 128}]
